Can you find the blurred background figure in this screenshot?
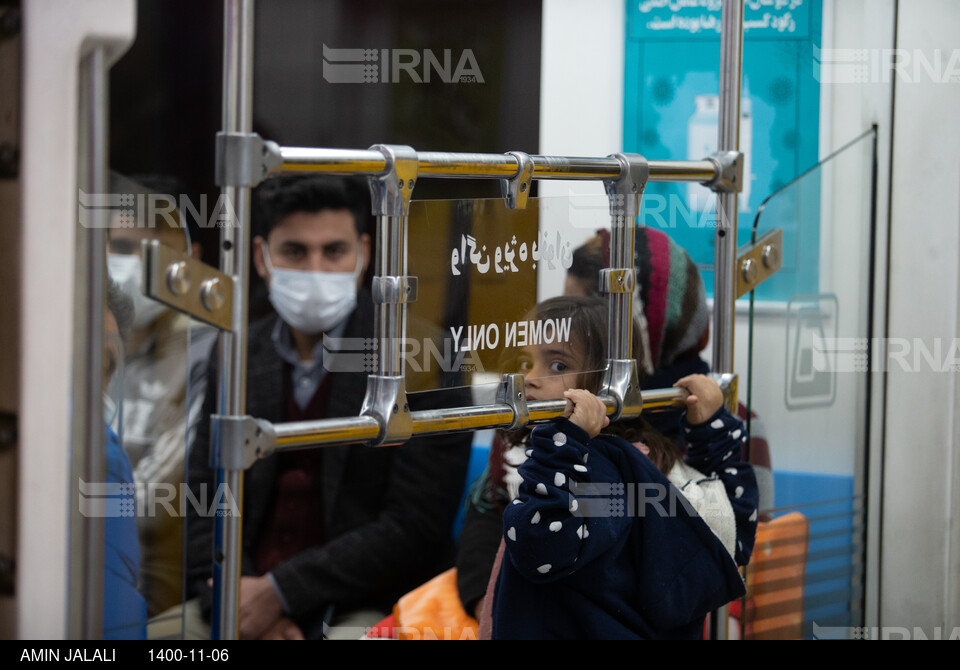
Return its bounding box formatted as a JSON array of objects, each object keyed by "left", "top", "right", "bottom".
[
  {"left": 105, "top": 172, "right": 217, "bottom": 618},
  {"left": 102, "top": 278, "right": 148, "bottom": 639},
  {"left": 564, "top": 227, "right": 773, "bottom": 513}
]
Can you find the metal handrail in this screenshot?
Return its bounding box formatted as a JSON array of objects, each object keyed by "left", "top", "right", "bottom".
[
  {"left": 278, "top": 145, "right": 719, "bottom": 183},
  {"left": 269, "top": 384, "right": 696, "bottom": 452}
]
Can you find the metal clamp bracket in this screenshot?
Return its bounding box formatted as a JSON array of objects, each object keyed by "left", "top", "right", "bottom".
[
  {"left": 360, "top": 376, "right": 412, "bottom": 446},
  {"left": 704, "top": 150, "right": 744, "bottom": 194},
  {"left": 496, "top": 373, "right": 529, "bottom": 431},
  {"left": 371, "top": 276, "right": 418, "bottom": 305},
  {"left": 603, "top": 153, "right": 649, "bottom": 219},
  {"left": 500, "top": 151, "right": 534, "bottom": 209},
  {"left": 599, "top": 268, "right": 636, "bottom": 294},
  {"left": 368, "top": 144, "right": 419, "bottom": 217},
  {"left": 141, "top": 239, "right": 235, "bottom": 331},
  {"left": 601, "top": 359, "right": 643, "bottom": 422},
  {"left": 711, "top": 372, "right": 739, "bottom": 414},
  {"left": 215, "top": 132, "right": 283, "bottom": 188},
  {"left": 210, "top": 415, "right": 278, "bottom": 471},
  {"left": 735, "top": 228, "right": 782, "bottom": 298}
]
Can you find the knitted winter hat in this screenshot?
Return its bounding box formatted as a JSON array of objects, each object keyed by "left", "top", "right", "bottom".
[
  {"left": 571, "top": 228, "right": 710, "bottom": 375},
  {"left": 633, "top": 226, "right": 710, "bottom": 372}
]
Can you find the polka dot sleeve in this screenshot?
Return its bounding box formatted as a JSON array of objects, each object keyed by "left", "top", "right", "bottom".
[
  {"left": 501, "top": 419, "right": 632, "bottom": 584},
  {"left": 682, "top": 407, "right": 760, "bottom": 567}
]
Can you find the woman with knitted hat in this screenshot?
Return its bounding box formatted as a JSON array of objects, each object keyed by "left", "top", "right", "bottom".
[{"left": 564, "top": 227, "right": 773, "bottom": 505}]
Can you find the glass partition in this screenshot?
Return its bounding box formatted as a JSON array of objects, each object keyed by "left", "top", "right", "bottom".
[
  {"left": 406, "top": 194, "right": 614, "bottom": 392},
  {"left": 93, "top": 174, "right": 205, "bottom": 639},
  {"left": 740, "top": 128, "right": 876, "bottom": 639}
]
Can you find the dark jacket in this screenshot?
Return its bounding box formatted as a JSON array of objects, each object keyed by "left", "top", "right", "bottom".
[
  {"left": 186, "top": 294, "right": 472, "bottom": 629},
  {"left": 491, "top": 409, "right": 757, "bottom": 640}
]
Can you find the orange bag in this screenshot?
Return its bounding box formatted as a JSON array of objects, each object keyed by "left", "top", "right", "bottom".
[{"left": 392, "top": 568, "right": 479, "bottom": 641}]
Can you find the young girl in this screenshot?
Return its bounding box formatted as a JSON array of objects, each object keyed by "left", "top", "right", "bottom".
[{"left": 488, "top": 296, "right": 758, "bottom": 639}]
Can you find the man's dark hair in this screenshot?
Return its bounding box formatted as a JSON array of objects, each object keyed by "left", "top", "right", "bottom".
[{"left": 252, "top": 175, "right": 371, "bottom": 239}]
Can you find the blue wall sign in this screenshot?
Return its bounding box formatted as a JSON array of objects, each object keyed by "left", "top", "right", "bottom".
[{"left": 624, "top": 0, "right": 823, "bottom": 300}]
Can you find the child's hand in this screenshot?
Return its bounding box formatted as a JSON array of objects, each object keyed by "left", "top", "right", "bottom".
[
  {"left": 674, "top": 374, "right": 724, "bottom": 424},
  {"left": 562, "top": 389, "right": 610, "bottom": 438}
]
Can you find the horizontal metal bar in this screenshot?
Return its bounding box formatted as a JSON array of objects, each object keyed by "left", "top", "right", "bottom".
[
  {"left": 417, "top": 151, "right": 519, "bottom": 177},
  {"left": 270, "top": 385, "right": 691, "bottom": 452},
  {"left": 276, "top": 146, "right": 719, "bottom": 184},
  {"left": 279, "top": 147, "right": 389, "bottom": 175},
  {"left": 639, "top": 386, "right": 691, "bottom": 410},
  {"left": 646, "top": 159, "right": 718, "bottom": 183},
  {"left": 274, "top": 416, "right": 382, "bottom": 450},
  {"left": 412, "top": 404, "right": 516, "bottom": 437}
]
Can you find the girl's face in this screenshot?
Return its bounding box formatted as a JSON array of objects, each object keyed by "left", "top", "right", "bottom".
[{"left": 517, "top": 338, "right": 590, "bottom": 402}]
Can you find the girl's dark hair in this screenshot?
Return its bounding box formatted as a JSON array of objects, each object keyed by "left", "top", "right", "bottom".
[{"left": 505, "top": 295, "right": 680, "bottom": 475}]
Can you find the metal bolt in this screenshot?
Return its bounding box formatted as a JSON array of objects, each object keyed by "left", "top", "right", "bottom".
[
  {"left": 166, "top": 262, "right": 191, "bottom": 296},
  {"left": 761, "top": 244, "right": 779, "bottom": 270},
  {"left": 741, "top": 258, "right": 758, "bottom": 285},
  {"left": 200, "top": 278, "right": 225, "bottom": 311}
]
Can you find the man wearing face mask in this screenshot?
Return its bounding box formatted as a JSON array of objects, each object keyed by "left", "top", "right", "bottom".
[{"left": 184, "top": 175, "right": 472, "bottom": 640}]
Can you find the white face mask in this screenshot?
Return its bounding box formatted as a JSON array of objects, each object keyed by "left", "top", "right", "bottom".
[
  {"left": 261, "top": 242, "right": 362, "bottom": 335},
  {"left": 107, "top": 253, "right": 168, "bottom": 328}
]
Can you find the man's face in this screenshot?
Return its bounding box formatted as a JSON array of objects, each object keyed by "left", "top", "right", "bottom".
[{"left": 254, "top": 209, "right": 370, "bottom": 287}]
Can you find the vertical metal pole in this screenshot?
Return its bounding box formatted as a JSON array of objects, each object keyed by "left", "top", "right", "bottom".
[
  {"left": 712, "top": 0, "right": 744, "bottom": 375},
  {"left": 603, "top": 153, "right": 647, "bottom": 363},
  {"left": 362, "top": 145, "right": 417, "bottom": 445},
  {"left": 709, "top": 0, "right": 744, "bottom": 641},
  {"left": 212, "top": 0, "right": 254, "bottom": 641},
  {"left": 377, "top": 214, "right": 407, "bottom": 377},
  {"left": 601, "top": 154, "right": 647, "bottom": 420},
  {"left": 607, "top": 213, "right": 634, "bottom": 362},
  {"left": 71, "top": 45, "right": 108, "bottom": 641}
]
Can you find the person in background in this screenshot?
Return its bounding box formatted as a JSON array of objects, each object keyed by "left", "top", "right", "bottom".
[
  {"left": 106, "top": 172, "right": 218, "bottom": 618},
  {"left": 185, "top": 175, "right": 472, "bottom": 640},
  {"left": 102, "top": 278, "right": 148, "bottom": 640},
  {"left": 564, "top": 228, "right": 774, "bottom": 512}
]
